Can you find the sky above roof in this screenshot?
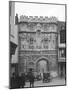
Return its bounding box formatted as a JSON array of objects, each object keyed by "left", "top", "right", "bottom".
[{"left": 15, "top": 2, "right": 65, "bottom": 21}]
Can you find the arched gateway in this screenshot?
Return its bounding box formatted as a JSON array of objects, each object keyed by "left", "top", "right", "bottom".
[{"left": 35, "top": 57, "right": 49, "bottom": 75}]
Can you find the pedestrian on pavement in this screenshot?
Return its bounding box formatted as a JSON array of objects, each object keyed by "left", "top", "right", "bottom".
[
  {"left": 10, "top": 72, "right": 16, "bottom": 89},
  {"left": 15, "top": 73, "right": 20, "bottom": 88},
  {"left": 28, "top": 70, "right": 35, "bottom": 88},
  {"left": 21, "top": 73, "right": 26, "bottom": 88},
  {"left": 18, "top": 73, "right": 22, "bottom": 88}
]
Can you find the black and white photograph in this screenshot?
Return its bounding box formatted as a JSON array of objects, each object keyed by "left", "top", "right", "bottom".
[{"left": 9, "top": 1, "right": 66, "bottom": 89}]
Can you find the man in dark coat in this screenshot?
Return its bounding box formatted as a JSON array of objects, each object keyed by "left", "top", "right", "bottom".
[
  {"left": 10, "top": 73, "right": 16, "bottom": 89},
  {"left": 16, "top": 74, "right": 20, "bottom": 88},
  {"left": 28, "top": 71, "right": 35, "bottom": 88},
  {"left": 21, "top": 73, "right": 25, "bottom": 88},
  {"left": 10, "top": 73, "right": 19, "bottom": 89}
]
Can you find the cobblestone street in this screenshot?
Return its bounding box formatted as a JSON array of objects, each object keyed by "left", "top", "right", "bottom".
[{"left": 24, "top": 78, "right": 66, "bottom": 88}]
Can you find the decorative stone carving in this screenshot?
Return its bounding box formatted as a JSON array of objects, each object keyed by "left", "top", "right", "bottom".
[
  {"left": 19, "top": 15, "right": 58, "bottom": 73},
  {"left": 20, "top": 15, "right": 58, "bottom": 23}
]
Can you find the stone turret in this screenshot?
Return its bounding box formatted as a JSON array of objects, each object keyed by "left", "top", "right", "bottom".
[
  {"left": 20, "top": 15, "right": 58, "bottom": 23},
  {"left": 15, "top": 13, "right": 18, "bottom": 24}
]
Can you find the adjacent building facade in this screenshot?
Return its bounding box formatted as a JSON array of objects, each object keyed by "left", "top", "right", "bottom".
[
  {"left": 9, "top": 1, "right": 18, "bottom": 76},
  {"left": 58, "top": 21, "right": 66, "bottom": 78}
]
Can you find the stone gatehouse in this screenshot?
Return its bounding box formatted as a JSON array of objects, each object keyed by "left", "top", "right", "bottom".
[{"left": 18, "top": 15, "right": 58, "bottom": 76}]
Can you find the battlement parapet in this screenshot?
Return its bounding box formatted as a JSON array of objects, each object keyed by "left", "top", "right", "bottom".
[{"left": 20, "top": 15, "right": 58, "bottom": 23}]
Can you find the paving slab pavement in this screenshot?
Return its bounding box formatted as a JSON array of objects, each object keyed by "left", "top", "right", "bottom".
[{"left": 24, "top": 78, "right": 66, "bottom": 88}]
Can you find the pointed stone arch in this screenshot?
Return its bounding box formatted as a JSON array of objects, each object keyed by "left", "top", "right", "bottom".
[
  {"left": 35, "top": 56, "right": 50, "bottom": 73},
  {"left": 35, "top": 56, "right": 49, "bottom": 63}
]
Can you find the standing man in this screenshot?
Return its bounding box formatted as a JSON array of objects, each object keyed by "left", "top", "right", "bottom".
[
  {"left": 28, "top": 69, "right": 35, "bottom": 88},
  {"left": 21, "top": 73, "right": 25, "bottom": 88}
]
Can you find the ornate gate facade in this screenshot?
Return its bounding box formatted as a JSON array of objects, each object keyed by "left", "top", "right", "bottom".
[{"left": 18, "top": 16, "right": 58, "bottom": 76}]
